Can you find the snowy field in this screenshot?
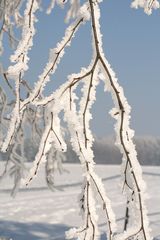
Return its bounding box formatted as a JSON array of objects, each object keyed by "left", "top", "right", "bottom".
[{"left": 0, "top": 163, "right": 160, "bottom": 240}]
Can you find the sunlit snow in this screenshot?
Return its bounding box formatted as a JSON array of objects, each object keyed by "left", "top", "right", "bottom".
[{"left": 0, "top": 163, "right": 160, "bottom": 240}]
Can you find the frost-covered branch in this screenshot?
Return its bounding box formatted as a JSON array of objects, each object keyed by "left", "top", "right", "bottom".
[
  {"left": 24, "top": 108, "right": 67, "bottom": 185},
  {"left": 131, "top": 0, "right": 160, "bottom": 14},
  {"left": 21, "top": 17, "right": 84, "bottom": 108},
  {"left": 20, "top": 2, "right": 91, "bottom": 111},
  {"left": 1, "top": 0, "right": 39, "bottom": 152},
  {"left": 45, "top": 145, "right": 66, "bottom": 191},
  {"left": 87, "top": 0, "right": 150, "bottom": 239},
  {"left": 0, "top": 0, "right": 23, "bottom": 54},
  {"left": 0, "top": 86, "right": 7, "bottom": 127},
  {"left": 64, "top": 109, "right": 116, "bottom": 240},
  {"left": 23, "top": 32, "right": 117, "bottom": 240},
  {"left": 0, "top": 0, "right": 157, "bottom": 239},
  {"left": 1, "top": 4, "right": 87, "bottom": 153},
  {"left": 20, "top": 0, "right": 152, "bottom": 239}
]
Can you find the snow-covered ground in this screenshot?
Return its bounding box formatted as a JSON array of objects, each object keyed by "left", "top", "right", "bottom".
[{"left": 0, "top": 163, "right": 160, "bottom": 240}]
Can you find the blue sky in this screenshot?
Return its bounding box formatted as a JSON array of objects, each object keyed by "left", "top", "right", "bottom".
[{"left": 1, "top": 0, "right": 160, "bottom": 137}]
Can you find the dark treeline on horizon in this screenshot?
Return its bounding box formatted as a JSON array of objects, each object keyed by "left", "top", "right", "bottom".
[
  {"left": 1, "top": 136, "right": 160, "bottom": 166},
  {"left": 65, "top": 136, "right": 160, "bottom": 165}
]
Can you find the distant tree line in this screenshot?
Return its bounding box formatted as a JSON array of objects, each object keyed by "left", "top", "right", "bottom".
[
  {"left": 1, "top": 136, "right": 160, "bottom": 165},
  {"left": 66, "top": 136, "right": 160, "bottom": 165}
]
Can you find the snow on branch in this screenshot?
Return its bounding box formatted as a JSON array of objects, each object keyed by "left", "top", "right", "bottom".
[
  {"left": 0, "top": 2, "right": 88, "bottom": 153},
  {"left": 45, "top": 145, "right": 66, "bottom": 191},
  {"left": 0, "top": 0, "right": 23, "bottom": 54},
  {"left": 131, "top": 0, "right": 160, "bottom": 14},
  {"left": 21, "top": 16, "right": 84, "bottom": 108},
  {"left": 24, "top": 28, "right": 117, "bottom": 240},
  {"left": 1, "top": 0, "right": 39, "bottom": 152},
  {"left": 21, "top": 2, "right": 90, "bottom": 110},
  {"left": 62, "top": 89, "right": 117, "bottom": 239},
  {"left": 0, "top": 86, "right": 7, "bottom": 133},
  {"left": 0, "top": 0, "right": 155, "bottom": 239},
  {"left": 19, "top": 0, "right": 151, "bottom": 239},
  {"left": 87, "top": 0, "right": 150, "bottom": 239},
  {"left": 24, "top": 108, "right": 66, "bottom": 185}
]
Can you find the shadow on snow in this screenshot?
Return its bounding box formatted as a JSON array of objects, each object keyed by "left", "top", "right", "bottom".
[
  {"left": 0, "top": 221, "right": 70, "bottom": 240},
  {"left": 0, "top": 221, "right": 107, "bottom": 240}
]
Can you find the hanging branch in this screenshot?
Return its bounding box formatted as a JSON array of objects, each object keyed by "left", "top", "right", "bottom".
[
  {"left": 64, "top": 108, "right": 115, "bottom": 240},
  {"left": 86, "top": 0, "right": 150, "bottom": 239},
  {"left": 131, "top": 0, "right": 159, "bottom": 14},
  {"left": 0, "top": 3, "right": 88, "bottom": 153},
  {"left": 34, "top": 0, "right": 150, "bottom": 239},
  {"left": 0, "top": 86, "right": 7, "bottom": 126},
  {"left": 1, "top": 0, "right": 159, "bottom": 239},
  {"left": 0, "top": 0, "right": 23, "bottom": 54},
  {"left": 3, "top": 73, "right": 16, "bottom": 96},
  {"left": 0, "top": 117, "right": 27, "bottom": 197},
  {"left": 24, "top": 50, "right": 117, "bottom": 240},
  {"left": 124, "top": 201, "right": 130, "bottom": 231},
  {"left": 1, "top": 0, "right": 39, "bottom": 152},
  {"left": 24, "top": 107, "right": 66, "bottom": 185},
  {"left": 20, "top": 5, "right": 87, "bottom": 112},
  {"left": 45, "top": 53, "right": 116, "bottom": 240},
  {"left": 45, "top": 145, "right": 66, "bottom": 191},
  {"left": 9, "top": 127, "right": 27, "bottom": 197}
]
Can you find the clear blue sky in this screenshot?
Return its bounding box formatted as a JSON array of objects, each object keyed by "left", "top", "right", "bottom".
[{"left": 2, "top": 0, "right": 160, "bottom": 137}]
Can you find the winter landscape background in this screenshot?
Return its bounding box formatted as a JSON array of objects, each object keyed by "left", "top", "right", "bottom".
[
  {"left": 0, "top": 0, "right": 160, "bottom": 239},
  {"left": 0, "top": 136, "right": 160, "bottom": 240},
  {"left": 1, "top": 136, "right": 160, "bottom": 165},
  {"left": 0, "top": 163, "right": 160, "bottom": 240}
]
